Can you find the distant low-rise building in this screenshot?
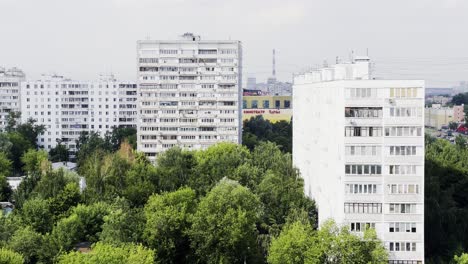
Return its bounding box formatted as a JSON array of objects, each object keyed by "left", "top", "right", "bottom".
[
  {"left": 242, "top": 95, "right": 292, "bottom": 122},
  {"left": 425, "top": 104, "right": 464, "bottom": 129}
]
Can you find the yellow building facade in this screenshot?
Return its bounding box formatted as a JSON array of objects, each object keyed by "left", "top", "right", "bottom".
[{"left": 242, "top": 95, "right": 292, "bottom": 122}]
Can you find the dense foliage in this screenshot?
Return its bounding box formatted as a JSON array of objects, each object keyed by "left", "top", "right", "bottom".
[
  {"left": 268, "top": 219, "right": 387, "bottom": 264},
  {"left": 0, "top": 139, "right": 386, "bottom": 263},
  {"left": 0, "top": 112, "right": 45, "bottom": 175},
  {"left": 425, "top": 136, "right": 468, "bottom": 263},
  {"left": 242, "top": 116, "right": 292, "bottom": 153}
]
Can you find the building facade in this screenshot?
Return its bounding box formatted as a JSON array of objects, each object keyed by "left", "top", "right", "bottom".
[
  {"left": 242, "top": 95, "right": 292, "bottom": 123},
  {"left": 136, "top": 33, "right": 242, "bottom": 161},
  {"left": 293, "top": 57, "right": 425, "bottom": 264},
  {"left": 20, "top": 75, "right": 137, "bottom": 153},
  {"left": 0, "top": 67, "right": 25, "bottom": 130},
  {"left": 425, "top": 104, "right": 465, "bottom": 129},
  {"left": 425, "top": 105, "right": 454, "bottom": 129}
]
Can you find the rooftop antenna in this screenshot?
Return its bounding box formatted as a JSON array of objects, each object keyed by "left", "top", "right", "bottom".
[
  {"left": 366, "top": 48, "right": 369, "bottom": 57},
  {"left": 272, "top": 49, "right": 276, "bottom": 77}
]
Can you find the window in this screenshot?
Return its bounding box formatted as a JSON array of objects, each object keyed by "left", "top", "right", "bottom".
[
  {"left": 263, "top": 100, "right": 270, "bottom": 109},
  {"left": 389, "top": 107, "right": 422, "bottom": 117},
  {"left": 243, "top": 100, "right": 247, "bottom": 109},
  {"left": 388, "top": 242, "right": 417, "bottom": 252},
  {"left": 346, "top": 184, "right": 379, "bottom": 194},
  {"left": 389, "top": 203, "right": 417, "bottom": 214},
  {"left": 273, "top": 100, "right": 281, "bottom": 108},
  {"left": 388, "top": 184, "right": 420, "bottom": 194},
  {"left": 251, "top": 100, "right": 258, "bottom": 109},
  {"left": 345, "top": 164, "right": 382, "bottom": 175},
  {"left": 389, "top": 165, "right": 417, "bottom": 175},
  {"left": 350, "top": 222, "right": 375, "bottom": 232},
  {"left": 345, "top": 107, "right": 383, "bottom": 118},
  {"left": 389, "top": 222, "right": 417, "bottom": 233},
  {"left": 385, "top": 126, "right": 422, "bottom": 137},
  {"left": 345, "top": 127, "right": 382, "bottom": 137},
  {"left": 284, "top": 100, "right": 291, "bottom": 108},
  {"left": 344, "top": 203, "right": 382, "bottom": 214},
  {"left": 345, "top": 146, "right": 381, "bottom": 156},
  {"left": 389, "top": 146, "right": 417, "bottom": 156},
  {"left": 390, "top": 88, "right": 419, "bottom": 98},
  {"left": 347, "top": 88, "right": 376, "bottom": 98}
]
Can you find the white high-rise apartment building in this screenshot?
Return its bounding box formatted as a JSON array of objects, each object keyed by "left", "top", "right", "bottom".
[
  {"left": 0, "top": 67, "right": 25, "bottom": 130},
  {"left": 137, "top": 33, "right": 242, "bottom": 161},
  {"left": 21, "top": 74, "right": 137, "bottom": 153},
  {"left": 293, "top": 57, "right": 424, "bottom": 264}
]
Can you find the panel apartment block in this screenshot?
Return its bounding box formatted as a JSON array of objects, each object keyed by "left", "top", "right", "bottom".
[
  {"left": 21, "top": 75, "right": 137, "bottom": 153},
  {"left": 137, "top": 33, "right": 242, "bottom": 161},
  {"left": 0, "top": 67, "right": 25, "bottom": 130},
  {"left": 293, "top": 57, "right": 425, "bottom": 264}
]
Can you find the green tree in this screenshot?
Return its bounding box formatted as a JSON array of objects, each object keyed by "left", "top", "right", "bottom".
[
  {"left": 425, "top": 137, "right": 468, "bottom": 262},
  {"left": 21, "top": 149, "right": 49, "bottom": 175},
  {"left": 269, "top": 220, "right": 387, "bottom": 264},
  {"left": 123, "top": 160, "right": 157, "bottom": 207},
  {"left": 0, "top": 214, "right": 22, "bottom": 247},
  {"left": 16, "top": 118, "right": 46, "bottom": 148},
  {"left": 242, "top": 116, "right": 292, "bottom": 153},
  {"left": 7, "top": 132, "right": 33, "bottom": 173},
  {"left": 5, "top": 111, "right": 21, "bottom": 133},
  {"left": 75, "top": 131, "right": 111, "bottom": 168},
  {"left": 449, "top": 121, "right": 459, "bottom": 130},
  {"left": 455, "top": 253, "right": 468, "bottom": 264},
  {"left": 0, "top": 248, "right": 24, "bottom": 264},
  {"left": 49, "top": 142, "right": 69, "bottom": 162},
  {"left": 49, "top": 182, "right": 81, "bottom": 219},
  {"left": 34, "top": 168, "right": 77, "bottom": 199},
  {"left": 108, "top": 127, "right": 137, "bottom": 151},
  {"left": 81, "top": 149, "right": 133, "bottom": 202},
  {"left": 0, "top": 175, "right": 12, "bottom": 202},
  {"left": 12, "top": 172, "right": 41, "bottom": 209},
  {"left": 306, "top": 220, "right": 387, "bottom": 264},
  {"left": 7, "top": 226, "right": 43, "bottom": 264},
  {"left": 50, "top": 213, "right": 82, "bottom": 252},
  {"left": 20, "top": 197, "right": 54, "bottom": 234},
  {"left": 190, "top": 143, "right": 251, "bottom": 195},
  {"left": 100, "top": 207, "right": 145, "bottom": 246},
  {"left": 267, "top": 221, "right": 315, "bottom": 264},
  {"left": 156, "top": 147, "right": 196, "bottom": 192},
  {"left": 0, "top": 134, "right": 13, "bottom": 155},
  {"left": 58, "top": 242, "right": 155, "bottom": 264},
  {"left": 455, "top": 135, "right": 467, "bottom": 148},
  {"left": 71, "top": 202, "right": 111, "bottom": 243},
  {"left": 0, "top": 152, "right": 12, "bottom": 177},
  {"left": 189, "top": 179, "right": 262, "bottom": 264},
  {"left": 144, "top": 187, "right": 197, "bottom": 263}
]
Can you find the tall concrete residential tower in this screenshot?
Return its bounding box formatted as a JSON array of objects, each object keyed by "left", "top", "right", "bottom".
[
  {"left": 0, "top": 67, "right": 25, "bottom": 130},
  {"left": 137, "top": 33, "right": 242, "bottom": 161},
  {"left": 293, "top": 56, "right": 424, "bottom": 264}
]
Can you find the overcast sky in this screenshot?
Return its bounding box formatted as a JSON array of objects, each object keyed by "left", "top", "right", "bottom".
[{"left": 1, "top": 0, "right": 468, "bottom": 87}]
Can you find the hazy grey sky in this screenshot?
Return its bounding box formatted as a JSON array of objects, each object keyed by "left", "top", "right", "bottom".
[{"left": 1, "top": 0, "right": 468, "bottom": 87}]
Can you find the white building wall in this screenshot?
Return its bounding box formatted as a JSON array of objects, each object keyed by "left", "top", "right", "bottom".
[
  {"left": 137, "top": 33, "right": 242, "bottom": 161},
  {"left": 0, "top": 67, "right": 25, "bottom": 130},
  {"left": 294, "top": 64, "right": 425, "bottom": 264},
  {"left": 20, "top": 75, "right": 137, "bottom": 153}
]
